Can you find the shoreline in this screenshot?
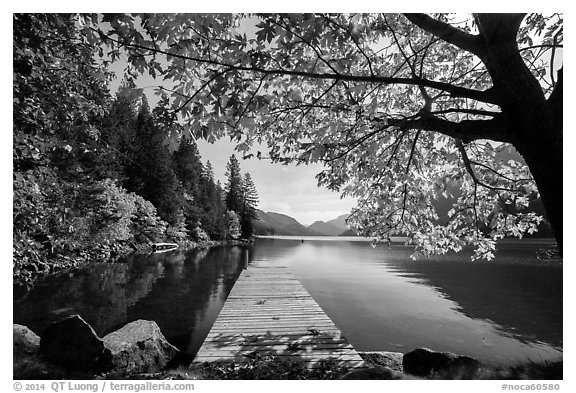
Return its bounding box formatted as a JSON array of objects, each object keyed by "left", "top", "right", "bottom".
[
  {"left": 15, "top": 235, "right": 559, "bottom": 288},
  {"left": 13, "top": 238, "right": 253, "bottom": 290}
]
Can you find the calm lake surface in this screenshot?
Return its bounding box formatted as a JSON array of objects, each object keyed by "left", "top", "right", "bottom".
[{"left": 13, "top": 238, "right": 562, "bottom": 366}]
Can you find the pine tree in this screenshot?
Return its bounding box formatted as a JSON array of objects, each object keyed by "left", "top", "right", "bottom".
[
  {"left": 224, "top": 155, "right": 244, "bottom": 214},
  {"left": 173, "top": 138, "right": 203, "bottom": 192},
  {"left": 127, "top": 94, "right": 184, "bottom": 226},
  {"left": 213, "top": 180, "right": 228, "bottom": 239},
  {"left": 98, "top": 86, "right": 138, "bottom": 183},
  {"left": 173, "top": 137, "right": 204, "bottom": 233},
  {"left": 240, "top": 172, "right": 259, "bottom": 238},
  {"left": 195, "top": 160, "right": 226, "bottom": 239}
]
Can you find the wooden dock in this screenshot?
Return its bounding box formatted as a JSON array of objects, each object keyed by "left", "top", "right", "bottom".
[{"left": 194, "top": 261, "right": 366, "bottom": 369}]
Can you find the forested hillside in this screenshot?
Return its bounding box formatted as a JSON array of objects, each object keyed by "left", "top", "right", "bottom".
[
  {"left": 254, "top": 210, "right": 321, "bottom": 236},
  {"left": 13, "top": 14, "right": 258, "bottom": 286}
]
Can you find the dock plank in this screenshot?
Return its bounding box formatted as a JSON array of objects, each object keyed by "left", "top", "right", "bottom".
[{"left": 194, "top": 262, "right": 366, "bottom": 370}]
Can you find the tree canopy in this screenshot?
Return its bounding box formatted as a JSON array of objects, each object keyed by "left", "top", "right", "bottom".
[
  {"left": 13, "top": 14, "right": 265, "bottom": 284},
  {"left": 76, "top": 14, "right": 563, "bottom": 259}
]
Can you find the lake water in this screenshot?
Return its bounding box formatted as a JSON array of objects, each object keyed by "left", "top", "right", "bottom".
[{"left": 13, "top": 237, "right": 562, "bottom": 366}]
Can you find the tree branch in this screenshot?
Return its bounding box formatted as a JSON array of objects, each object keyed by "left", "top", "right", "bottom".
[
  {"left": 430, "top": 108, "right": 498, "bottom": 117},
  {"left": 469, "top": 159, "right": 533, "bottom": 183},
  {"left": 233, "top": 77, "right": 265, "bottom": 130},
  {"left": 397, "top": 114, "right": 510, "bottom": 143},
  {"left": 97, "top": 28, "right": 500, "bottom": 105},
  {"left": 456, "top": 140, "right": 519, "bottom": 193},
  {"left": 173, "top": 67, "right": 234, "bottom": 114},
  {"left": 403, "top": 13, "right": 483, "bottom": 57},
  {"left": 519, "top": 44, "right": 563, "bottom": 52},
  {"left": 299, "top": 78, "right": 339, "bottom": 123},
  {"left": 397, "top": 130, "right": 421, "bottom": 230},
  {"left": 387, "top": 17, "right": 433, "bottom": 111},
  {"left": 323, "top": 15, "right": 375, "bottom": 77},
  {"left": 271, "top": 17, "right": 340, "bottom": 75}
]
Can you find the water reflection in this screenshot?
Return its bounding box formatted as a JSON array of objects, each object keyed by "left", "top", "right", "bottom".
[
  {"left": 252, "top": 238, "right": 562, "bottom": 366},
  {"left": 13, "top": 238, "right": 562, "bottom": 366},
  {"left": 13, "top": 246, "right": 247, "bottom": 356}
]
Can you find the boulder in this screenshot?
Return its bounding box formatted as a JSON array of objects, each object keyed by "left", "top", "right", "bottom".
[
  {"left": 39, "top": 315, "right": 112, "bottom": 372},
  {"left": 102, "top": 320, "right": 179, "bottom": 374},
  {"left": 14, "top": 324, "right": 43, "bottom": 378},
  {"left": 359, "top": 351, "right": 404, "bottom": 373},
  {"left": 403, "top": 348, "right": 481, "bottom": 378},
  {"left": 14, "top": 324, "right": 40, "bottom": 356},
  {"left": 340, "top": 366, "right": 406, "bottom": 380}
]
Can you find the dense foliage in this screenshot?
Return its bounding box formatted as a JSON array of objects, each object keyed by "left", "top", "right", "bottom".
[
  {"left": 13, "top": 14, "right": 260, "bottom": 286},
  {"left": 95, "top": 13, "right": 562, "bottom": 260}
]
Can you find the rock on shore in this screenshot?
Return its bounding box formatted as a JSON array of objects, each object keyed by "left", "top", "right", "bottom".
[
  {"left": 358, "top": 351, "right": 404, "bottom": 372},
  {"left": 39, "top": 315, "right": 112, "bottom": 371},
  {"left": 103, "top": 319, "right": 179, "bottom": 375},
  {"left": 14, "top": 324, "right": 40, "bottom": 356},
  {"left": 14, "top": 316, "right": 179, "bottom": 378},
  {"left": 402, "top": 347, "right": 481, "bottom": 378}
]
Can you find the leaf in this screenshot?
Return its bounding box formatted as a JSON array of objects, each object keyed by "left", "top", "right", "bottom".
[{"left": 255, "top": 21, "right": 276, "bottom": 43}]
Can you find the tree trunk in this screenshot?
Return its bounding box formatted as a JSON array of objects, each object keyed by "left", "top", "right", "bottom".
[
  {"left": 475, "top": 14, "right": 563, "bottom": 254},
  {"left": 514, "top": 128, "right": 563, "bottom": 255}
]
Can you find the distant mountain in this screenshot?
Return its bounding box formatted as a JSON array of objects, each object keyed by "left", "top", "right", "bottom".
[
  {"left": 308, "top": 221, "right": 343, "bottom": 236},
  {"left": 308, "top": 213, "right": 351, "bottom": 236},
  {"left": 325, "top": 214, "right": 349, "bottom": 231},
  {"left": 254, "top": 210, "right": 321, "bottom": 236}
]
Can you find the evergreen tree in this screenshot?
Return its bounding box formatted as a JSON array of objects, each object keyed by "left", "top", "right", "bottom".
[
  {"left": 224, "top": 155, "right": 244, "bottom": 214},
  {"left": 97, "top": 84, "right": 138, "bottom": 183},
  {"left": 213, "top": 180, "right": 228, "bottom": 239},
  {"left": 173, "top": 138, "right": 203, "bottom": 192},
  {"left": 128, "top": 94, "right": 184, "bottom": 226},
  {"left": 203, "top": 161, "right": 215, "bottom": 184},
  {"left": 197, "top": 161, "right": 227, "bottom": 239},
  {"left": 173, "top": 137, "right": 204, "bottom": 233},
  {"left": 240, "top": 172, "right": 259, "bottom": 238}
]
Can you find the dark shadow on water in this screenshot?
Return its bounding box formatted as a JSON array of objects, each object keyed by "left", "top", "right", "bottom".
[
  {"left": 388, "top": 258, "right": 562, "bottom": 348},
  {"left": 13, "top": 246, "right": 249, "bottom": 357}
]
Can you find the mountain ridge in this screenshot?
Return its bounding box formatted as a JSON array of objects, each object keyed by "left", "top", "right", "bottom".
[
  {"left": 254, "top": 210, "right": 351, "bottom": 236},
  {"left": 254, "top": 210, "right": 323, "bottom": 236},
  {"left": 308, "top": 220, "right": 343, "bottom": 236}
]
